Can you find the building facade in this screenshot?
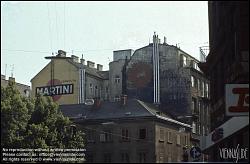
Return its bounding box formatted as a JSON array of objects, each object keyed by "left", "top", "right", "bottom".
[
  {"left": 124, "top": 34, "right": 210, "bottom": 150},
  {"left": 31, "top": 50, "right": 108, "bottom": 105},
  {"left": 199, "top": 1, "right": 249, "bottom": 162},
  {"left": 1, "top": 75, "right": 30, "bottom": 97},
  {"left": 60, "top": 99, "right": 192, "bottom": 163}
]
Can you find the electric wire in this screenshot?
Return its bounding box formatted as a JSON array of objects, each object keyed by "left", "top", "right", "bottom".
[{"left": 47, "top": 2, "right": 53, "bottom": 53}]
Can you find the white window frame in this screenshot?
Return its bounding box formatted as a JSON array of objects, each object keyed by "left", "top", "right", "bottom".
[{"left": 176, "top": 134, "right": 181, "bottom": 145}]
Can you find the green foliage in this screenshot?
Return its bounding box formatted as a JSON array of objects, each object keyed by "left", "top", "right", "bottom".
[{"left": 1, "top": 82, "right": 85, "bottom": 150}]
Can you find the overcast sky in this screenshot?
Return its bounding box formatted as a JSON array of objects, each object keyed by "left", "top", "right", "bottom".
[{"left": 1, "top": 1, "right": 209, "bottom": 86}]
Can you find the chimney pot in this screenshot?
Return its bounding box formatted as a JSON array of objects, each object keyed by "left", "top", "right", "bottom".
[
  {"left": 57, "top": 50, "right": 66, "bottom": 57},
  {"left": 87, "top": 61, "right": 95, "bottom": 68},
  {"left": 9, "top": 77, "right": 15, "bottom": 82},
  {"left": 80, "top": 59, "right": 85, "bottom": 65},
  {"left": 1, "top": 75, "right": 6, "bottom": 80},
  {"left": 97, "top": 64, "right": 103, "bottom": 71},
  {"left": 71, "top": 55, "right": 79, "bottom": 63},
  {"left": 164, "top": 37, "right": 167, "bottom": 44}
]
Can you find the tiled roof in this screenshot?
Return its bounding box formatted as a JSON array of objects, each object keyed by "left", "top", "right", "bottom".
[
  {"left": 60, "top": 99, "right": 153, "bottom": 120},
  {"left": 59, "top": 99, "right": 191, "bottom": 128}
]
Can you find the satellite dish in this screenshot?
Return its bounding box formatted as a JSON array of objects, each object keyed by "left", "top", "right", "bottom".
[{"left": 85, "top": 99, "right": 94, "bottom": 105}]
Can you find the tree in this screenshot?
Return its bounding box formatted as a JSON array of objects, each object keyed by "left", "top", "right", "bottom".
[
  {"left": 1, "top": 81, "right": 31, "bottom": 148},
  {"left": 1, "top": 81, "right": 85, "bottom": 150}
]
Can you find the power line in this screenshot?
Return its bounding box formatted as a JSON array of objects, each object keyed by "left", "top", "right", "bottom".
[
  {"left": 54, "top": 2, "right": 59, "bottom": 49},
  {"left": 2, "top": 49, "right": 50, "bottom": 54},
  {"left": 64, "top": 1, "right": 66, "bottom": 50},
  {"left": 47, "top": 2, "right": 53, "bottom": 53}
]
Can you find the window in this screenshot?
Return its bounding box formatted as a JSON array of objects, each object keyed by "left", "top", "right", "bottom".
[
  {"left": 182, "top": 55, "right": 187, "bottom": 67},
  {"left": 95, "top": 86, "right": 98, "bottom": 97},
  {"left": 192, "top": 98, "right": 197, "bottom": 113},
  {"left": 138, "top": 152, "right": 146, "bottom": 163},
  {"left": 114, "top": 75, "right": 120, "bottom": 84},
  {"left": 176, "top": 134, "right": 181, "bottom": 145},
  {"left": 197, "top": 124, "right": 200, "bottom": 135},
  {"left": 86, "top": 129, "right": 95, "bottom": 143},
  {"left": 121, "top": 152, "right": 130, "bottom": 163},
  {"left": 197, "top": 79, "right": 200, "bottom": 91},
  {"left": 167, "top": 131, "right": 172, "bottom": 143},
  {"left": 139, "top": 129, "right": 146, "bottom": 140},
  {"left": 159, "top": 129, "right": 164, "bottom": 142},
  {"left": 205, "top": 83, "right": 209, "bottom": 98},
  {"left": 192, "top": 121, "right": 196, "bottom": 134},
  {"left": 89, "top": 83, "right": 93, "bottom": 94},
  {"left": 114, "top": 95, "right": 120, "bottom": 102},
  {"left": 193, "top": 61, "right": 198, "bottom": 70},
  {"left": 100, "top": 130, "right": 112, "bottom": 142},
  {"left": 121, "top": 128, "right": 129, "bottom": 141},
  {"left": 201, "top": 81, "right": 205, "bottom": 97},
  {"left": 184, "top": 135, "right": 188, "bottom": 146},
  {"left": 198, "top": 101, "right": 201, "bottom": 121},
  {"left": 191, "top": 76, "right": 195, "bottom": 87},
  {"left": 203, "top": 126, "right": 205, "bottom": 136}
]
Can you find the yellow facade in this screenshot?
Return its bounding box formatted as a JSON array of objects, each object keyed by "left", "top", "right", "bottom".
[{"left": 31, "top": 59, "right": 80, "bottom": 105}]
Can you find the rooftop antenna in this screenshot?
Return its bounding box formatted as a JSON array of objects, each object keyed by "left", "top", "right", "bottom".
[
  {"left": 5, "top": 64, "right": 7, "bottom": 77},
  {"left": 11, "top": 64, "right": 14, "bottom": 77}
]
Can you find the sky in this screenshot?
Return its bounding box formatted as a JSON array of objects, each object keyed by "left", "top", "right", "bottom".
[{"left": 1, "top": 1, "right": 209, "bottom": 86}]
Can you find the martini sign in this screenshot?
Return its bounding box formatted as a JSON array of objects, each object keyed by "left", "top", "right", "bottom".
[{"left": 36, "top": 79, "right": 74, "bottom": 101}]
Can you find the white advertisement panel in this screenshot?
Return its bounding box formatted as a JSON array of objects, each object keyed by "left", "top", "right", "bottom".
[{"left": 225, "top": 84, "right": 249, "bottom": 116}]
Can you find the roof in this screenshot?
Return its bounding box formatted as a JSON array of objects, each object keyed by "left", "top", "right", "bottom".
[
  {"left": 133, "top": 44, "right": 200, "bottom": 62},
  {"left": 59, "top": 99, "right": 191, "bottom": 128},
  {"left": 67, "top": 59, "right": 108, "bottom": 80}
]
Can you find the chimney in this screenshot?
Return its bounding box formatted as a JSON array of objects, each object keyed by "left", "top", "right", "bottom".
[
  {"left": 71, "top": 55, "right": 79, "bottom": 63},
  {"left": 87, "top": 61, "right": 95, "bottom": 68},
  {"left": 97, "top": 64, "right": 103, "bottom": 71},
  {"left": 1, "top": 75, "right": 6, "bottom": 80},
  {"left": 163, "top": 37, "right": 167, "bottom": 45},
  {"left": 120, "top": 94, "right": 128, "bottom": 106},
  {"left": 80, "top": 59, "right": 85, "bottom": 65},
  {"left": 57, "top": 50, "right": 66, "bottom": 57},
  {"left": 9, "top": 77, "right": 15, "bottom": 82}
]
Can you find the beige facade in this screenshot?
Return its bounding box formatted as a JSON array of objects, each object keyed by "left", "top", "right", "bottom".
[
  {"left": 31, "top": 58, "right": 79, "bottom": 105},
  {"left": 31, "top": 50, "right": 107, "bottom": 105}
]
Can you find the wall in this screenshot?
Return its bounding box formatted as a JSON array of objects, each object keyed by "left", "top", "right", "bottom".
[
  {"left": 31, "top": 59, "right": 79, "bottom": 105},
  {"left": 155, "top": 122, "right": 190, "bottom": 162},
  {"left": 1, "top": 75, "right": 30, "bottom": 97},
  {"left": 80, "top": 120, "right": 156, "bottom": 163},
  {"left": 109, "top": 60, "right": 126, "bottom": 101}
]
